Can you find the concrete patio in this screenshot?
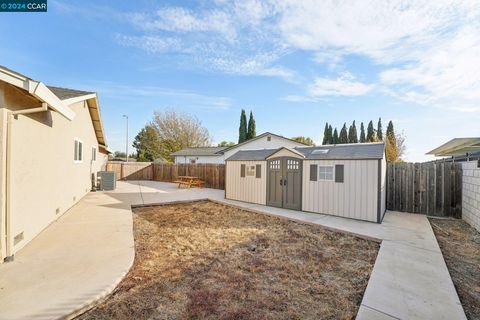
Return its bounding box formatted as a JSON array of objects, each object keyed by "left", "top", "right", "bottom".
[{"left": 0, "top": 180, "right": 466, "bottom": 320}]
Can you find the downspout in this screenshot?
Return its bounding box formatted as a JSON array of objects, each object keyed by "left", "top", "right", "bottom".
[{"left": 4, "top": 102, "right": 48, "bottom": 261}]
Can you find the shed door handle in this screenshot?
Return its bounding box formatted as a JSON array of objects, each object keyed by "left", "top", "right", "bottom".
[
  {"left": 284, "top": 179, "right": 287, "bottom": 186},
  {"left": 279, "top": 178, "right": 283, "bottom": 186}
]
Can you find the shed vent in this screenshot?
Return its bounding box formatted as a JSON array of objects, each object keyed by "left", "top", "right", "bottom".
[{"left": 312, "top": 149, "right": 329, "bottom": 154}]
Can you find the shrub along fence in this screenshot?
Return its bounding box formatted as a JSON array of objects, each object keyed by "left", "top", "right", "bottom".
[
  {"left": 386, "top": 162, "right": 462, "bottom": 218},
  {"left": 106, "top": 162, "right": 225, "bottom": 190}
]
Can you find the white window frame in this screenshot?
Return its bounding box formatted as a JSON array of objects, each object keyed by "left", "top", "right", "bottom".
[
  {"left": 318, "top": 166, "right": 334, "bottom": 181},
  {"left": 246, "top": 165, "right": 256, "bottom": 176},
  {"left": 74, "top": 138, "right": 83, "bottom": 163},
  {"left": 91, "top": 146, "right": 97, "bottom": 162}
]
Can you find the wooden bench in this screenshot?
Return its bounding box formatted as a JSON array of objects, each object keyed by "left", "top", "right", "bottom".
[{"left": 174, "top": 176, "right": 205, "bottom": 188}]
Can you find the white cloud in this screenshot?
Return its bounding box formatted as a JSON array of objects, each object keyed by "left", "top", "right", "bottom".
[
  {"left": 308, "top": 74, "right": 373, "bottom": 97},
  {"left": 117, "top": 0, "right": 480, "bottom": 111}
]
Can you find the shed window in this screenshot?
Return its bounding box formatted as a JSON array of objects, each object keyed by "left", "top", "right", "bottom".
[
  {"left": 74, "top": 139, "right": 83, "bottom": 162},
  {"left": 246, "top": 165, "right": 256, "bottom": 176},
  {"left": 310, "top": 164, "right": 317, "bottom": 181},
  {"left": 319, "top": 166, "right": 333, "bottom": 180},
  {"left": 240, "top": 164, "right": 246, "bottom": 177},
  {"left": 255, "top": 164, "right": 261, "bottom": 178},
  {"left": 335, "top": 165, "right": 344, "bottom": 183}
]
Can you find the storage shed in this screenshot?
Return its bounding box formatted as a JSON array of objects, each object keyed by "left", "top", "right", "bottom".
[{"left": 225, "top": 142, "right": 386, "bottom": 223}]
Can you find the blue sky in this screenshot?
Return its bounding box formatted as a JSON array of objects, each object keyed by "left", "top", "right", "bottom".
[{"left": 1, "top": 0, "right": 479, "bottom": 162}]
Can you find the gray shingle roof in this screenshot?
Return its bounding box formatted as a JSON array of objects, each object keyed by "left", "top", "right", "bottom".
[
  {"left": 226, "top": 142, "right": 385, "bottom": 161},
  {"left": 47, "top": 86, "right": 94, "bottom": 100},
  {"left": 171, "top": 147, "right": 228, "bottom": 156}
]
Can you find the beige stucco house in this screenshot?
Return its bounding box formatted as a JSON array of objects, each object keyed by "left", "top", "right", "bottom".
[{"left": 0, "top": 65, "right": 110, "bottom": 262}]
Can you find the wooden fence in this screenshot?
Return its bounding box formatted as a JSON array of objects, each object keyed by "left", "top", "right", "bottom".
[
  {"left": 386, "top": 162, "right": 462, "bottom": 217},
  {"left": 106, "top": 162, "right": 225, "bottom": 190}
]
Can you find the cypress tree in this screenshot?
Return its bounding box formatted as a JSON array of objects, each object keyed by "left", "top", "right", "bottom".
[
  {"left": 377, "top": 117, "right": 383, "bottom": 140},
  {"left": 352, "top": 121, "right": 358, "bottom": 143},
  {"left": 348, "top": 125, "right": 353, "bottom": 143},
  {"left": 322, "top": 123, "right": 329, "bottom": 145},
  {"left": 238, "top": 109, "right": 247, "bottom": 143},
  {"left": 367, "top": 120, "right": 375, "bottom": 142},
  {"left": 386, "top": 120, "right": 395, "bottom": 141},
  {"left": 339, "top": 123, "right": 348, "bottom": 143},
  {"left": 328, "top": 124, "right": 333, "bottom": 144},
  {"left": 360, "top": 122, "right": 366, "bottom": 142},
  {"left": 247, "top": 111, "right": 256, "bottom": 140},
  {"left": 333, "top": 128, "right": 339, "bottom": 144}
]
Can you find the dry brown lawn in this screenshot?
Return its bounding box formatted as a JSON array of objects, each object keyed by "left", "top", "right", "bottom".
[
  {"left": 430, "top": 218, "right": 480, "bottom": 320},
  {"left": 78, "top": 201, "right": 379, "bottom": 320}
]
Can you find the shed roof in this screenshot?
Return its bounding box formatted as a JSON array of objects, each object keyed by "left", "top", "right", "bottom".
[
  {"left": 226, "top": 142, "right": 385, "bottom": 161},
  {"left": 171, "top": 147, "right": 228, "bottom": 156}
]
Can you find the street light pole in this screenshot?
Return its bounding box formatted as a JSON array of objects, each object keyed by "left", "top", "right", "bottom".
[{"left": 123, "top": 115, "right": 129, "bottom": 162}]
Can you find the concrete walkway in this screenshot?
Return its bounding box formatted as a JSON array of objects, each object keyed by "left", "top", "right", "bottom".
[
  {"left": 0, "top": 186, "right": 138, "bottom": 320},
  {"left": 0, "top": 180, "right": 466, "bottom": 320}
]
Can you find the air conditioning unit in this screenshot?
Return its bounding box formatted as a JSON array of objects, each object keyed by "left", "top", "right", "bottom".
[{"left": 99, "top": 171, "right": 116, "bottom": 191}]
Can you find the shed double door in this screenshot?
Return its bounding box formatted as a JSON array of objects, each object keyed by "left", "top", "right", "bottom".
[{"left": 267, "top": 157, "right": 302, "bottom": 210}]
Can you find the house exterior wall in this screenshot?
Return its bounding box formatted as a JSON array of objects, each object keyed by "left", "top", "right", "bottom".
[
  {"left": 1, "top": 84, "right": 108, "bottom": 257},
  {"left": 225, "top": 160, "right": 266, "bottom": 205},
  {"left": 462, "top": 161, "right": 480, "bottom": 232},
  {"left": 302, "top": 159, "right": 379, "bottom": 222},
  {"left": 174, "top": 155, "right": 224, "bottom": 164}
]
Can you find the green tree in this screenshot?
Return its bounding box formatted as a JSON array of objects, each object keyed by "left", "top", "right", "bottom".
[
  {"left": 132, "top": 125, "right": 161, "bottom": 162},
  {"left": 351, "top": 121, "right": 358, "bottom": 143},
  {"left": 339, "top": 123, "right": 348, "bottom": 143},
  {"left": 292, "top": 136, "right": 315, "bottom": 146},
  {"left": 246, "top": 111, "right": 256, "bottom": 140},
  {"left": 328, "top": 124, "right": 333, "bottom": 144},
  {"left": 151, "top": 109, "right": 211, "bottom": 162},
  {"left": 322, "top": 123, "right": 329, "bottom": 145},
  {"left": 377, "top": 118, "right": 383, "bottom": 140},
  {"left": 360, "top": 122, "right": 366, "bottom": 143},
  {"left": 367, "top": 120, "right": 375, "bottom": 142},
  {"left": 217, "top": 141, "right": 235, "bottom": 147},
  {"left": 333, "top": 128, "right": 339, "bottom": 144},
  {"left": 238, "top": 109, "right": 247, "bottom": 143}
]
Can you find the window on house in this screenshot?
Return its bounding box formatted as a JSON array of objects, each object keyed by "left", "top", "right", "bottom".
[
  {"left": 74, "top": 139, "right": 83, "bottom": 162},
  {"left": 92, "top": 146, "right": 97, "bottom": 162},
  {"left": 319, "top": 166, "right": 333, "bottom": 180}
]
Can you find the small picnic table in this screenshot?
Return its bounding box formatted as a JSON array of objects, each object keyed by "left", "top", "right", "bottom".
[{"left": 174, "top": 176, "right": 205, "bottom": 188}]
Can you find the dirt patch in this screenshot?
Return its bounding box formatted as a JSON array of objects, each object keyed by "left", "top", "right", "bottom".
[
  {"left": 77, "top": 201, "right": 379, "bottom": 320},
  {"left": 430, "top": 218, "right": 480, "bottom": 320}
]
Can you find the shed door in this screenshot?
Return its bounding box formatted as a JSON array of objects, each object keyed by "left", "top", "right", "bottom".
[
  {"left": 267, "top": 159, "right": 282, "bottom": 207},
  {"left": 283, "top": 158, "right": 302, "bottom": 210},
  {"left": 266, "top": 157, "right": 302, "bottom": 210}
]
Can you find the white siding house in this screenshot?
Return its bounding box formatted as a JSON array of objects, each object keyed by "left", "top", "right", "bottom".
[
  {"left": 225, "top": 143, "right": 387, "bottom": 223},
  {"left": 172, "top": 132, "right": 306, "bottom": 164}
]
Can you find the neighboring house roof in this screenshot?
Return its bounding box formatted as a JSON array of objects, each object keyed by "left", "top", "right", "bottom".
[
  {"left": 0, "top": 65, "right": 108, "bottom": 149},
  {"left": 171, "top": 132, "right": 307, "bottom": 157},
  {"left": 221, "top": 132, "right": 308, "bottom": 153},
  {"left": 171, "top": 147, "right": 228, "bottom": 156},
  {"left": 47, "top": 86, "right": 94, "bottom": 100},
  {"left": 426, "top": 138, "right": 480, "bottom": 156},
  {"left": 226, "top": 142, "right": 385, "bottom": 161}
]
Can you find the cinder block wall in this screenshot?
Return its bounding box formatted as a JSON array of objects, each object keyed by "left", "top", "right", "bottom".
[{"left": 462, "top": 161, "right": 480, "bottom": 232}]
